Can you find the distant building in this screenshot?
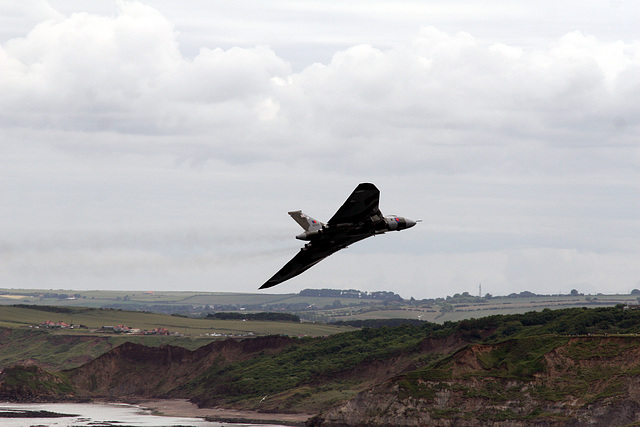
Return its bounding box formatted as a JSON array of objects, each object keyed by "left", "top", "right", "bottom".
[
  {"left": 145, "top": 327, "right": 170, "bottom": 335},
  {"left": 40, "top": 320, "right": 71, "bottom": 329},
  {"left": 96, "top": 324, "right": 172, "bottom": 335}
]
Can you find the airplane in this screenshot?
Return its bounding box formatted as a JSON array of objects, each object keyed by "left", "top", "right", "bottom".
[{"left": 260, "top": 183, "right": 417, "bottom": 289}]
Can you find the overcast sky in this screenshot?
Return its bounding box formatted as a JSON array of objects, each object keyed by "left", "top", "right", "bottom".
[{"left": 1, "top": 0, "right": 639, "bottom": 299}]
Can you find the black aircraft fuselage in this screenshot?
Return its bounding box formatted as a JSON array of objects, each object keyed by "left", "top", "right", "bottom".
[{"left": 260, "top": 183, "right": 416, "bottom": 289}]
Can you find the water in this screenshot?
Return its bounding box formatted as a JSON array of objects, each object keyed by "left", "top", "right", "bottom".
[{"left": 0, "top": 402, "right": 284, "bottom": 426}]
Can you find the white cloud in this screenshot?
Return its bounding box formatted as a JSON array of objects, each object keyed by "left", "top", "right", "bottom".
[
  {"left": 0, "top": 0, "right": 64, "bottom": 22},
  {"left": 2, "top": 6, "right": 639, "bottom": 155}
]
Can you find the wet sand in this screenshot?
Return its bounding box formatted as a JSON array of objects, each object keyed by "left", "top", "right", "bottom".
[{"left": 137, "top": 398, "right": 313, "bottom": 426}]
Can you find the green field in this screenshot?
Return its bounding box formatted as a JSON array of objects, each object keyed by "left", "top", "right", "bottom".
[
  {"left": 0, "top": 289, "right": 395, "bottom": 312},
  {"left": 318, "top": 295, "right": 640, "bottom": 324},
  {"left": 0, "top": 290, "right": 291, "bottom": 307},
  {"left": 0, "top": 305, "right": 355, "bottom": 337}
]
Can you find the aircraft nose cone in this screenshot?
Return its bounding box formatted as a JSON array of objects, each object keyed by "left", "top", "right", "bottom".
[{"left": 405, "top": 218, "right": 417, "bottom": 229}]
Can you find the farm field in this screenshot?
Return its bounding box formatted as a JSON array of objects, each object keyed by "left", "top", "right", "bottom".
[
  {"left": 0, "top": 305, "right": 355, "bottom": 337},
  {"left": 317, "top": 294, "right": 640, "bottom": 323},
  {"left": 0, "top": 288, "right": 392, "bottom": 311}
]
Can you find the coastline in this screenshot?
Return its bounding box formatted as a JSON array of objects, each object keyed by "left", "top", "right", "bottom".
[{"left": 136, "top": 398, "right": 313, "bottom": 426}]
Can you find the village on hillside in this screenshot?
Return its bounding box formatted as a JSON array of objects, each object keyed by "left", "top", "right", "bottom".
[
  {"left": 34, "top": 320, "right": 255, "bottom": 338},
  {"left": 37, "top": 320, "right": 173, "bottom": 335}
]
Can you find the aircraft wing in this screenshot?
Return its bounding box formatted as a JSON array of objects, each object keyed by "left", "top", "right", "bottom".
[
  {"left": 259, "top": 235, "right": 369, "bottom": 289},
  {"left": 327, "top": 183, "right": 381, "bottom": 226}
]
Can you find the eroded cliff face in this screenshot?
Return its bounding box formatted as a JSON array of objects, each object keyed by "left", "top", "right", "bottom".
[
  {"left": 62, "top": 330, "right": 472, "bottom": 414},
  {"left": 66, "top": 335, "right": 295, "bottom": 398},
  {"left": 0, "top": 327, "right": 114, "bottom": 370},
  {"left": 316, "top": 336, "right": 640, "bottom": 426},
  {"left": 0, "top": 365, "right": 75, "bottom": 402}
]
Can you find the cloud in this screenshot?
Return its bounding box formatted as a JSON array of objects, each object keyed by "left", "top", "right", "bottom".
[
  {"left": 2, "top": 5, "right": 638, "bottom": 150},
  {"left": 331, "top": 28, "right": 639, "bottom": 149},
  {"left": 503, "top": 248, "right": 640, "bottom": 295},
  {"left": 1, "top": 1, "right": 639, "bottom": 298},
  {"left": 0, "top": 0, "right": 64, "bottom": 22}
]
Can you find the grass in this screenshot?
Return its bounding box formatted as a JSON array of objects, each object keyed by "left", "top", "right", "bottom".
[
  {"left": 0, "top": 328, "right": 111, "bottom": 370},
  {"left": 181, "top": 324, "right": 434, "bottom": 407},
  {"left": 0, "top": 365, "right": 74, "bottom": 396},
  {"left": 0, "top": 305, "right": 355, "bottom": 337}
]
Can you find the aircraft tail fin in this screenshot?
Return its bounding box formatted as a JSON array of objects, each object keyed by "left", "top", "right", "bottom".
[{"left": 288, "top": 210, "right": 323, "bottom": 231}]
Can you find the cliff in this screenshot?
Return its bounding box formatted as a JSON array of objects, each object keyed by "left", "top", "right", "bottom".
[
  {"left": 0, "top": 365, "right": 75, "bottom": 402},
  {"left": 62, "top": 332, "right": 640, "bottom": 425},
  {"left": 316, "top": 336, "right": 640, "bottom": 426},
  {"left": 0, "top": 327, "right": 113, "bottom": 370},
  {"left": 7, "top": 306, "right": 640, "bottom": 425},
  {"left": 66, "top": 335, "right": 294, "bottom": 398}
]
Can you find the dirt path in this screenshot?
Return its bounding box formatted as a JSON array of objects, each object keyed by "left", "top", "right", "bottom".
[{"left": 137, "top": 398, "right": 313, "bottom": 425}]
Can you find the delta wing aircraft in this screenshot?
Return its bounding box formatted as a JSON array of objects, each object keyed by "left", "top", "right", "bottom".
[{"left": 260, "top": 183, "right": 417, "bottom": 289}]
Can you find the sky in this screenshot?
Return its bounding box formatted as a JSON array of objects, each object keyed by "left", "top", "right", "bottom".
[{"left": 0, "top": 0, "right": 639, "bottom": 300}]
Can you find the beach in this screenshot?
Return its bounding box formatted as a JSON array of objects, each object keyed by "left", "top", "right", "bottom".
[{"left": 138, "top": 398, "right": 313, "bottom": 426}]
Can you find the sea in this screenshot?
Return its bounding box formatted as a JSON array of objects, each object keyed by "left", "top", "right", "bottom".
[{"left": 0, "top": 402, "right": 286, "bottom": 427}]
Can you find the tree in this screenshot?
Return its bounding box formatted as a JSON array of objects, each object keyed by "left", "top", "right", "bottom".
[
  {"left": 631, "top": 289, "right": 640, "bottom": 295},
  {"left": 570, "top": 289, "right": 579, "bottom": 296}
]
